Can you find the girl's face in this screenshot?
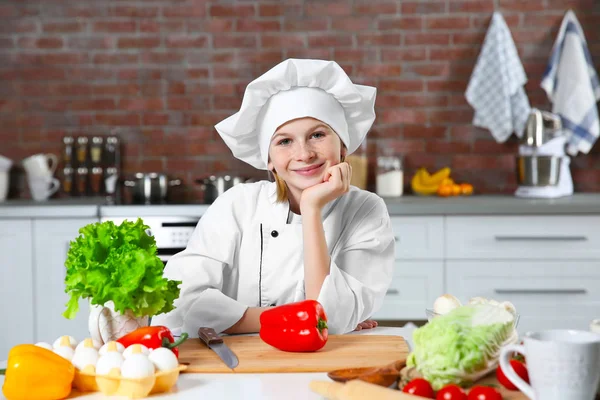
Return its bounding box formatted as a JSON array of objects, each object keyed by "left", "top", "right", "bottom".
[{"left": 267, "top": 117, "right": 346, "bottom": 193}]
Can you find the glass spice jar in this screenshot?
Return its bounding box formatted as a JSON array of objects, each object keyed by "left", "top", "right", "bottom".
[
  {"left": 90, "top": 137, "right": 103, "bottom": 165},
  {"left": 62, "top": 136, "right": 74, "bottom": 166},
  {"left": 62, "top": 166, "right": 73, "bottom": 195},
  {"left": 76, "top": 137, "right": 88, "bottom": 166},
  {"left": 76, "top": 167, "right": 88, "bottom": 196},
  {"left": 90, "top": 167, "right": 103, "bottom": 195},
  {"left": 376, "top": 148, "right": 403, "bottom": 197}
]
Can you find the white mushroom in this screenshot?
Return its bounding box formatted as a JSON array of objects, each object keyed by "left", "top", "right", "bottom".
[
  {"left": 34, "top": 342, "right": 53, "bottom": 351},
  {"left": 433, "top": 294, "right": 462, "bottom": 315},
  {"left": 75, "top": 338, "right": 102, "bottom": 352},
  {"left": 123, "top": 343, "right": 150, "bottom": 359},
  {"left": 99, "top": 341, "right": 125, "bottom": 356},
  {"left": 53, "top": 336, "right": 75, "bottom": 361}
]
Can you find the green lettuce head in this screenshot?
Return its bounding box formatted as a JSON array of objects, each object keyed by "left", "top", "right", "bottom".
[
  {"left": 407, "top": 303, "right": 518, "bottom": 390},
  {"left": 63, "top": 218, "right": 181, "bottom": 320}
]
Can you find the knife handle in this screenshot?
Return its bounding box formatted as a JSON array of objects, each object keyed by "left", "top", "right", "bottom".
[{"left": 198, "top": 327, "right": 223, "bottom": 345}]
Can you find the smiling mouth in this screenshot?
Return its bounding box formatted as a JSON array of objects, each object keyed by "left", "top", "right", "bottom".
[{"left": 293, "top": 163, "right": 325, "bottom": 176}]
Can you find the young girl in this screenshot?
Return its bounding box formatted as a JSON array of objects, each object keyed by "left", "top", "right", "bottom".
[{"left": 153, "top": 59, "right": 395, "bottom": 335}]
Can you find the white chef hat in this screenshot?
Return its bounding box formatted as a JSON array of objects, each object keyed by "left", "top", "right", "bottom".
[{"left": 214, "top": 58, "right": 377, "bottom": 170}]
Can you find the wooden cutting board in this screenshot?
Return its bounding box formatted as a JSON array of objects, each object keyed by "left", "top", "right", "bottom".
[{"left": 179, "top": 334, "right": 409, "bottom": 373}]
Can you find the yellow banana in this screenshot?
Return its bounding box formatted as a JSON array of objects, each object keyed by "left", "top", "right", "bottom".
[
  {"left": 420, "top": 167, "right": 451, "bottom": 186},
  {"left": 411, "top": 168, "right": 441, "bottom": 195}
]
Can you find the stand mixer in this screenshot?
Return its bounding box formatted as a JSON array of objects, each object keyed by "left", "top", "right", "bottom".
[{"left": 515, "top": 108, "right": 574, "bottom": 198}]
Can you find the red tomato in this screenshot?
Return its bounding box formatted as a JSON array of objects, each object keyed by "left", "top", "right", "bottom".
[
  {"left": 402, "top": 378, "right": 435, "bottom": 398},
  {"left": 436, "top": 384, "right": 467, "bottom": 400},
  {"left": 467, "top": 385, "right": 502, "bottom": 400},
  {"left": 496, "top": 359, "right": 529, "bottom": 391}
]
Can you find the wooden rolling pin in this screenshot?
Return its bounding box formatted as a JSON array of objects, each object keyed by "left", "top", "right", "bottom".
[{"left": 310, "top": 380, "right": 431, "bottom": 400}]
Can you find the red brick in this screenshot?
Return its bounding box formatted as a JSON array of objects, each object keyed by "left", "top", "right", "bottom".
[
  {"left": 430, "top": 109, "right": 473, "bottom": 124},
  {"left": 0, "top": 20, "right": 36, "bottom": 34},
  {"left": 354, "top": 2, "right": 397, "bottom": 14},
  {"left": 165, "top": 35, "right": 208, "bottom": 48},
  {"left": 356, "top": 64, "right": 402, "bottom": 78},
  {"left": 140, "top": 20, "right": 186, "bottom": 33},
  {"left": 262, "top": 34, "right": 305, "bottom": 48},
  {"left": 68, "top": 37, "right": 115, "bottom": 50},
  {"left": 237, "top": 50, "right": 283, "bottom": 64},
  {"left": 425, "top": 17, "right": 471, "bottom": 30},
  {"left": 43, "top": 21, "right": 85, "bottom": 33},
  {"left": 142, "top": 51, "right": 186, "bottom": 64},
  {"left": 110, "top": 6, "right": 159, "bottom": 18},
  {"left": 449, "top": 0, "right": 495, "bottom": 12},
  {"left": 333, "top": 49, "right": 376, "bottom": 63},
  {"left": 453, "top": 154, "right": 514, "bottom": 170},
  {"left": 382, "top": 48, "right": 427, "bottom": 62},
  {"left": 286, "top": 48, "right": 332, "bottom": 60},
  {"left": 70, "top": 99, "right": 116, "bottom": 111},
  {"left": 259, "top": 4, "right": 283, "bottom": 17},
  {"left": 378, "top": 17, "right": 422, "bottom": 30},
  {"left": 401, "top": 1, "right": 446, "bottom": 14},
  {"left": 332, "top": 17, "right": 373, "bottom": 31},
  {"left": 410, "top": 63, "right": 451, "bottom": 77},
  {"left": 405, "top": 33, "right": 451, "bottom": 46},
  {"left": 187, "top": 68, "right": 209, "bottom": 79},
  {"left": 472, "top": 14, "right": 519, "bottom": 29},
  {"left": 93, "top": 21, "right": 136, "bottom": 33},
  {"left": 18, "top": 37, "right": 63, "bottom": 49},
  {"left": 236, "top": 19, "right": 281, "bottom": 32},
  {"left": 284, "top": 18, "right": 328, "bottom": 32},
  {"left": 447, "top": 94, "right": 469, "bottom": 108},
  {"left": 209, "top": 5, "right": 255, "bottom": 17},
  {"left": 167, "top": 97, "right": 193, "bottom": 110},
  {"left": 522, "top": 14, "right": 564, "bottom": 28},
  {"left": 498, "top": 0, "right": 546, "bottom": 12},
  {"left": 214, "top": 96, "right": 244, "bottom": 111},
  {"left": 143, "top": 113, "right": 170, "bottom": 126},
  {"left": 401, "top": 94, "right": 449, "bottom": 108},
  {"left": 426, "top": 141, "right": 471, "bottom": 153},
  {"left": 308, "top": 33, "right": 353, "bottom": 47},
  {"left": 213, "top": 65, "right": 255, "bottom": 80},
  {"left": 118, "top": 37, "right": 161, "bottom": 49},
  {"left": 119, "top": 98, "right": 164, "bottom": 111},
  {"left": 0, "top": 5, "right": 18, "bottom": 17},
  {"left": 214, "top": 34, "right": 257, "bottom": 48},
  {"left": 356, "top": 33, "right": 401, "bottom": 46},
  {"left": 381, "top": 109, "right": 428, "bottom": 124},
  {"left": 93, "top": 54, "right": 138, "bottom": 64},
  {"left": 18, "top": 53, "right": 88, "bottom": 65},
  {"left": 95, "top": 114, "right": 141, "bottom": 126},
  {"left": 305, "top": 2, "right": 352, "bottom": 16},
  {"left": 379, "top": 79, "right": 424, "bottom": 92},
  {"left": 93, "top": 84, "right": 140, "bottom": 96},
  {"left": 473, "top": 140, "right": 518, "bottom": 153},
  {"left": 49, "top": 83, "right": 93, "bottom": 97},
  {"left": 0, "top": 38, "right": 13, "bottom": 48},
  {"left": 16, "top": 68, "right": 64, "bottom": 80},
  {"left": 404, "top": 126, "right": 447, "bottom": 139},
  {"left": 452, "top": 31, "right": 486, "bottom": 45},
  {"left": 430, "top": 47, "right": 480, "bottom": 61},
  {"left": 163, "top": 5, "right": 207, "bottom": 17},
  {"left": 188, "top": 19, "right": 234, "bottom": 33}
]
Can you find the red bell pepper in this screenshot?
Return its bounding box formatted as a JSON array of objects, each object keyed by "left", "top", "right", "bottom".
[
  {"left": 117, "top": 326, "right": 188, "bottom": 358},
  {"left": 259, "top": 299, "right": 328, "bottom": 352}
]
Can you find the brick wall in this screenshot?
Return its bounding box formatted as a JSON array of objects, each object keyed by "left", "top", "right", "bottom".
[{"left": 1, "top": 0, "right": 600, "bottom": 201}]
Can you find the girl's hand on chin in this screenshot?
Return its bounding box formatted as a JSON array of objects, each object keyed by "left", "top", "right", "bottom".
[{"left": 300, "top": 162, "right": 352, "bottom": 213}]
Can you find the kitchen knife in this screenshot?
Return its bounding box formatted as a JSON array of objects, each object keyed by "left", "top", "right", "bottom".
[{"left": 198, "top": 327, "right": 239, "bottom": 369}]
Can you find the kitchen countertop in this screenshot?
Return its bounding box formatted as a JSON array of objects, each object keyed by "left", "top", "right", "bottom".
[
  {"left": 2, "top": 193, "right": 600, "bottom": 218},
  {"left": 0, "top": 326, "right": 415, "bottom": 400}
]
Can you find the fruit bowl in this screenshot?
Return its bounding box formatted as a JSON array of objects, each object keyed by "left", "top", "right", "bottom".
[{"left": 425, "top": 308, "right": 520, "bottom": 328}]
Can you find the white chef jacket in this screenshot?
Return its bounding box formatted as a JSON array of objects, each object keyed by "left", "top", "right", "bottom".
[{"left": 152, "top": 180, "right": 395, "bottom": 335}]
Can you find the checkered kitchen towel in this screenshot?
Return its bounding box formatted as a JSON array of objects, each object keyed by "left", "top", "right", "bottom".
[
  {"left": 541, "top": 10, "right": 600, "bottom": 156},
  {"left": 465, "top": 12, "right": 531, "bottom": 143}
]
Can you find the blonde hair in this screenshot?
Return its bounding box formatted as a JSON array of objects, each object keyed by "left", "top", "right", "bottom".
[{"left": 272, "top": 154, "right": 346, "bottom": 203}]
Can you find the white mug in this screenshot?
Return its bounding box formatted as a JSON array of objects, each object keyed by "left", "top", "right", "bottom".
[
  {"left": 28, "top": 176, "right": 60, "bottom": 201},
  {"left": 500, "top": 329, "right": 600, "bottom": 400},
  {"left": 22, "top": 153, "right": 58, "bottom": 178}
]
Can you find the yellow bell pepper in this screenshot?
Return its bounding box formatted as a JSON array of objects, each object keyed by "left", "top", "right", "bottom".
[{"left": 1, "top": 344, "right": 74, "bottom": 400}]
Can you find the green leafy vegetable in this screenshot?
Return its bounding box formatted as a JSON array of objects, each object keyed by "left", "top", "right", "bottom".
[
  {"left": 63, "top": 218, "right": 181, "bottom": 319},
  {"left": 407, "top": 304, "right": 517, "bottom": 390}
]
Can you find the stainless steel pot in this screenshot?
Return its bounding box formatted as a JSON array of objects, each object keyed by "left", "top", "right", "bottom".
[
  {"left": 124, "top": 172, "right": 181, "bottom": 204},
  {"left": 516, "top": 155, "right": 562, "bottom": 186},
  {"left": 195, "top": 175, "right": 246, "bottom": 204}
]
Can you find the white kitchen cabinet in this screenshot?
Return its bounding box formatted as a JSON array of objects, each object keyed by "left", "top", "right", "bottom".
[
  {"left": 33, "top": 218, "right": 97, "bottom": 345},
  {"left": 445, "top": 215, "right": 600, "bottom": 260},
  {"left": 0, "top": 220, "right": 34, "bottom": 360},
  {"left": 390, "top": 216, "right": 444, "bottom": 259},
  {"left": 373, "top": 261, "right": 444, "bottom": 321},
  {"left": 446, "top": 261, "right": 600, "bottom": 335}
]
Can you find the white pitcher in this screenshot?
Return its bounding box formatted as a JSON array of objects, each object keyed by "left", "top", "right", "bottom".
[{"left": 88, "top": 301, "right": 149, "bottom": 345}]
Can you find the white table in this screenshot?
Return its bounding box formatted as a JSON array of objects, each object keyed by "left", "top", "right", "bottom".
[{"left": 0, "top": 326, "right": 415, "bottom": 400}]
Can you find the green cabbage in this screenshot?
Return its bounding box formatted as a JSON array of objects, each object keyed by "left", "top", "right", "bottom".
[
  {"left": 63, "top": 218, "right": 181, "bottom": 319},
  {"left": 407, "top": 304, "right": 518, "bottom": 390}
]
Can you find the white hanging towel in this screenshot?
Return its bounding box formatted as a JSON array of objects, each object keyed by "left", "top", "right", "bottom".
[
  {"left": 465, "top": 12, "right": 531, "bottom": 143},
  {"left": 540, "top": 10, "right": 600, "bottom": 156}
]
